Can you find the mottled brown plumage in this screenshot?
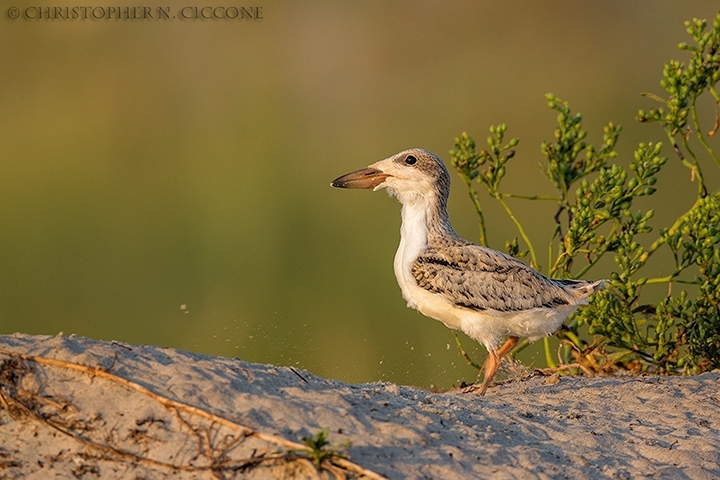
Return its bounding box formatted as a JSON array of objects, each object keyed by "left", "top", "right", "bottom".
[{"left": 412, "top": 242, "right": 597, "bottom": 312}]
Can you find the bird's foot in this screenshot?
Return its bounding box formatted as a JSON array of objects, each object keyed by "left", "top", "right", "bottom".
[{"left": 460, "top": 382, "right": 489, "bottom": 396}]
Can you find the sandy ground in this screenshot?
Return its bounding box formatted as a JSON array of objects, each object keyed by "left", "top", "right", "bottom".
[{"left": 0, "top": 333, "right": 718, "bottom": 479}]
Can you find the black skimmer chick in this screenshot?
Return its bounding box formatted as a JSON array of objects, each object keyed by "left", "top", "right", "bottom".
[{"left": 331, "top": 148, "right": 603, "bottom": 395}]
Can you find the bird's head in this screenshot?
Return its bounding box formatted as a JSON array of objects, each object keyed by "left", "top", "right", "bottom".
[{"left": 330, "top": 149, "right": 450, "bottom": 204}]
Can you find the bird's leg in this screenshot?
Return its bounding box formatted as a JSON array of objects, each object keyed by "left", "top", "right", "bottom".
[
  {"left": 465, "top": 336, "right": 520, "bottom": 396},
  {"left": 496, "top": 335, "right": 519, "bottom": 358},
  {"left": 474, "top": 350, "right": 499, "bottom": 395}
]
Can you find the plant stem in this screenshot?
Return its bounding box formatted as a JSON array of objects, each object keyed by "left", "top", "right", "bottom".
[
  {"left": 572, "top": 247, "right": 608, "bottom": 279},
  {"left": 549, "top": 252, "right": 567, "bottom": 278},
  {"left": 548, "top": 225, "right": 560, "bottom": 276},
  {"left": 512, "top": 338, "right": 530, "bottom": 355},
  {"left": 501, "top": 193, "right": 561, "bottom": 201},
  {"left": 644, "top": 275, "right": 700, "bottom": 285},
  {"left": 543, "top": 337, "right": 557, "bottom": 369},
  {"left": 680, "top": 130, "right": 707, "bottom": 198},
  {"left": 461, "top": 177, "right": 488, "bottom": 246},
  {"left": 495, "top": 195, "right": 539, "bottom": 269},
  {"left": 562, "top": 330, "right": 583, "bottom": 349},
  {"left": 453, "top": 331, "right": 483, "bottom": 372},
  {"left": 691, "top": 98, "right": 720, "bottom": 168},
  {"left": 643, "top": 275, "right": 674, "bottom": 284}
]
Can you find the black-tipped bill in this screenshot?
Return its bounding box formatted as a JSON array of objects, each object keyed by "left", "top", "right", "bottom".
[{"left": 330, "top": 167, "right": 389, "bottom": 189}]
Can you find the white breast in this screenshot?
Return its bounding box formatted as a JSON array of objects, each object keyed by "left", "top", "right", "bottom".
[
  {"left": 393, "top": 197, "right": 428, "bottom": 308},
  {"left": 392, "top": 197, "right": 466, "bottom": 331}
]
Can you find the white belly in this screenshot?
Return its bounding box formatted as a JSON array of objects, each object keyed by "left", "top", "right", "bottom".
[{"left": 398, "top": 274, "right": 575, "bottom": 351}]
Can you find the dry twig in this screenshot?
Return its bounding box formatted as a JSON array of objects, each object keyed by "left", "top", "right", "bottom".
[{"left": 0, "top": 348, "right": 386, "bottom": 480}]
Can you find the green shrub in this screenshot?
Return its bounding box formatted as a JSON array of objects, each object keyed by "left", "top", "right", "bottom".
[{"left": 450, "top": 11, "right": 720, "bottom": 375}]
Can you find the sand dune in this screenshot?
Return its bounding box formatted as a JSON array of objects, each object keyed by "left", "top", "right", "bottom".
[{"left": 0, "top": 333, "right": 718, "bottom": 479}]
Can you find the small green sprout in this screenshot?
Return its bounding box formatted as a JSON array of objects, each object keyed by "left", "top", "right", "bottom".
[{"left": 298, "top": 428, "right": 352, "bottom": 470}]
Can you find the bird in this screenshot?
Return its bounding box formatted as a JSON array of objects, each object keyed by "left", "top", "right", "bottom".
[{"left": 331, "top": 148, "right": 603, "bottom": 395}]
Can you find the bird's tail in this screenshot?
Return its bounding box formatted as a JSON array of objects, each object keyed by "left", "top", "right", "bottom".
[{"left": 558, "top": 279, "right": 605, "bottom": 301}]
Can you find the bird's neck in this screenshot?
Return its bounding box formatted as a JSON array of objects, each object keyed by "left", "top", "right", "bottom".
[
  {"left": 393, "top": 192, "right": 455, "bottom": 308},
  {"left": 398, "top": 192, "right": 454, "bottom": 251},
  {"left": 392, "top": 193, "right": 451, "bottom": 308}
]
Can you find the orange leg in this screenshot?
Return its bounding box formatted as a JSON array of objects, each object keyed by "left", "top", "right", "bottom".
[
  {"left": 496, "top": 335, "right": 519, "bottom": 358},
  {"left": 468, "top": 336, "right": 519, "bottom": 395}
]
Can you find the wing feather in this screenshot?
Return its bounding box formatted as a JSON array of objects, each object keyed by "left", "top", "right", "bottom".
[{"left": 411, "top": 242, "right": 582, "bottom": 312}]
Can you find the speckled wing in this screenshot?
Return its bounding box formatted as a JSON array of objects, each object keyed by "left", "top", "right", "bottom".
[{"left": 411, "top": 242, "right": 586, "bottom": 312}]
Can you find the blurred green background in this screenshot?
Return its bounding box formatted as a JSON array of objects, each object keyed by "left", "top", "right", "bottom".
[{"left": 1, "top": 1, "right": 719, "bottom": 390}]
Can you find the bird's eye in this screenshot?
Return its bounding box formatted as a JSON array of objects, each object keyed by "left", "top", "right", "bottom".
[{"left": 405, "top": 155, "right": 417, "bottom": 165}]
